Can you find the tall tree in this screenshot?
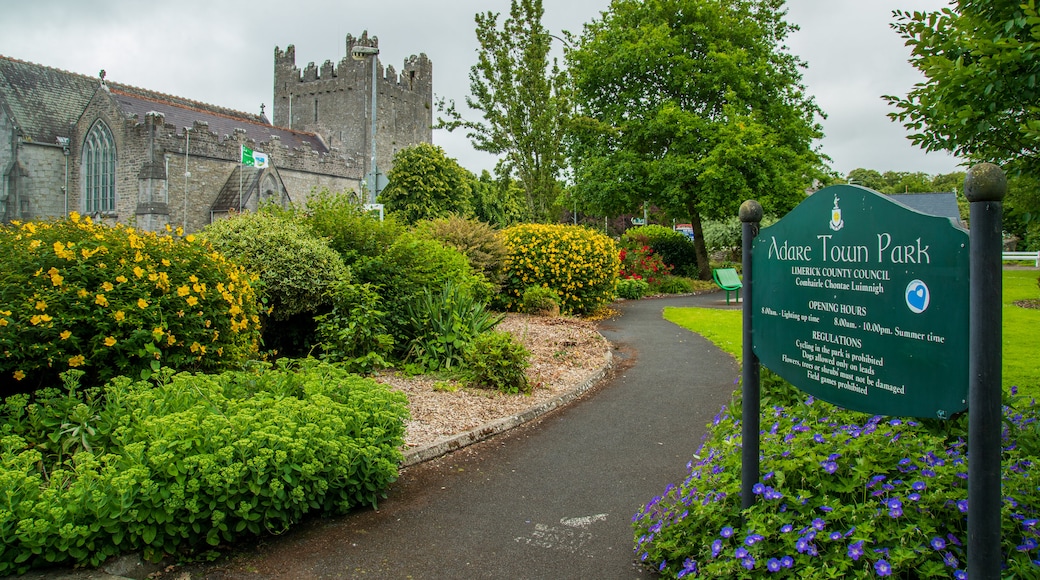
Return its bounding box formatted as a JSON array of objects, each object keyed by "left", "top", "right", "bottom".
[
  {"left": 567, "top": 0, "right": 826, "bottom": 279},
  {"left": 379, "top": 143, "right": 472, "bottom": 225},
  {"left": 885, "top": 0, "right": 1040, "bottom": 176},
  {"left": 438, "top": 0, "right": 571, "bottom": 223}
]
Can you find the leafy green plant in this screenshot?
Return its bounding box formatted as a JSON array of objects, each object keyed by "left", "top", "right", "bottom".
[
  {"left": 352, "top": 232, "right": 494, "bottom": 354},
  {"left": 619, "top": 245, "right": 672, "bottom": 286},
  {"left": 0, "top": 215, "right": 262, "bottom": 393},
  {"left": 464, "top": 330, "right": 531, "bottom": 395},
  {"left": 314, "top": 280, "right": 394, "bottom": 374},
  {"left": 302, "top": 189, "right": 408, "bottom": 265},
  {"left": 657, "top": 276, "right": 693, "bottom": 295},
  {"left": 521, "top": 285, "right": 561, "bottom": 316},
  {"left": 0, "top": 360, "right": 408, "bottom": 575},
  {"left": 405, "top": 280, "right": 504, "bottom": 372},
  {"left": 500, "top": 224, "right": 619, "bottom": 315},
  {"left": 414, "top": 215, "right": 508, "bottom": 288},
  {"left": 379, "top": 143, "right": 474, "bottom": 224},
  {"left": 616, "top": 278, "right": 650, "bottom": 300}
]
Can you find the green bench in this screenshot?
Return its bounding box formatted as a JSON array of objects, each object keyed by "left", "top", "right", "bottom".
[{"left": 712, "top": 268, "right": 743, "bottom": 304}]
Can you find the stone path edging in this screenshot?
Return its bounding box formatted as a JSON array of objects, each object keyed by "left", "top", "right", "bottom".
[{"left": 400, "top": 349, "right": 614, "bottom": 467}]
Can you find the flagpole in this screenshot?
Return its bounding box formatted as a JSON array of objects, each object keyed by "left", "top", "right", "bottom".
[{"left": 238, "top": 145, "right": 243, "bottom": 212}]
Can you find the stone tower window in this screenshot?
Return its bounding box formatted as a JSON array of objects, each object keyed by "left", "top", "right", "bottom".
[{"left": 83, "top": 120, "right": 116, "bottom": 213}]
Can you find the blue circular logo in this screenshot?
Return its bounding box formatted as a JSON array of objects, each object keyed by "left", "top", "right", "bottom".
[{"left": 905, "top": 280, "right": 930, "bottom": 314}]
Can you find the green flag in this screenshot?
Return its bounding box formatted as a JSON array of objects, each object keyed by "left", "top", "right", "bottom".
[{"left": 240, "top": 145, "right": 269, "bottom": 168}]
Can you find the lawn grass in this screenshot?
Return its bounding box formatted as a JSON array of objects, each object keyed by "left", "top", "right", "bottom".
[{"left": 665, "top": 269, "right": 1040, "bottom": 400}]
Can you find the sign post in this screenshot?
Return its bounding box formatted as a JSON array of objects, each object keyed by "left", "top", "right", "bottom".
[
  {"left": 740, "top": 200, "right": 763, "bottom": 510},
  {"left": 965, "top": 163, "right": 1006, "bottom": 580}
]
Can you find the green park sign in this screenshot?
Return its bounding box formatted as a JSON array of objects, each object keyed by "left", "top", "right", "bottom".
[{"left": 751, "top": 185, "right": 969, "bottom": 419}]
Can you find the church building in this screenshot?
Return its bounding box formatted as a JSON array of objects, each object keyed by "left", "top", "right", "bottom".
[{"left": 0, "top": 32, "right": 432, "bottom": 232}]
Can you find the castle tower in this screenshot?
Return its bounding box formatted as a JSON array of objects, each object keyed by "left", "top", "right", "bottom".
[{"left": 273, "top": 32, "right": 433, "bottom": 182}]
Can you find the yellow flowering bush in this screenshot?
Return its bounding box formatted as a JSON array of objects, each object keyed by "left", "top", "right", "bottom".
[
  {"left": 0, "top": 214, "right": 262, "bottom": 393},
  {"left": 500, "top": 224, "right": 619, "bottom": 315}
]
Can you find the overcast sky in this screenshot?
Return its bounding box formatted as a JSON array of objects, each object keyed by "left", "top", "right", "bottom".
[{"left": 0, "top": 0, "right": 960, "bottom": 178}]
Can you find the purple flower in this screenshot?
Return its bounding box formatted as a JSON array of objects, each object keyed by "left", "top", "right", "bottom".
[
  {"left": 742, "top": 556, "right": 756, "bottom": 570},
  {"left": 908, "top": 492, "right": 921, "bottom": 501},
  {"left": 943, "top": 551, "right": 959, "bottom": 568},
  {"left": 822, "top": 461, "right": 838, "bottom": 474},
  {"left": 819, "top": 505, "right": 833, "bottom": 513},
  {"left": 889, "top": 506, "right": 904, "bottom": 518},
  {"left": 712, "top": 539, "right": 723, "bottom": 558},
  {"left": 796, "top": 537, "right": 812, "bottom": 554},
  {"left": 912, "top": 481, "right": 927, "bottom": 491},
  {"left": 957, "top": 499, "right": 969, "bottom": 513},
  {"left": 753, "top": 483, "right": 766, "bottom": 495},
  {"left": 780, "top": 524, "right": 794, "bottom": 533},
  {"left": 659, "top": 561, "right": 667, "bottom": 572},
  {"left": 812, "top": 518, "right": 826, "bottom": 531},
  {"left": 875, "top": 559, "right": 893, "bottom": 576},
  {"left": 930, "top": 537, "right": 947, "bottom": 551},
  {"left": 678, "top": 559, "right": 698, "bottom": 579},
  {"left": 735, "top": 547, "right": 749, "bottom": 559},
  {"left": 721, "top": 526, "right": 734, "bottom": 538},
  {"left": 767, "top": 558, "right": 782, "bottom": 572},
  {"left": 829, "top": 531, "right": 842, "bottom": 541},
  {"left": 781, "top": 555, "right": 794, "bottom": 568},
  {"left": 954, "top": 571, "right": 967, "bottom": 580},
  {"left": 848, "top": 540, "right": 865, "bottom": 561},
  {"left": 813, "top": 433, "right": 825, "bottom": 443}
]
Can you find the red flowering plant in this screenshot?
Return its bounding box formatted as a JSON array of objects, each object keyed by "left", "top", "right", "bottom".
[{"left": 618, "top": 244, "right": 672, "bottom": 287}]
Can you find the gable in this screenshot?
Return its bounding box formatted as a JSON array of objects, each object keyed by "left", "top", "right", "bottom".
[
  {"left": 0, "top": 56, "right": 100, "bottom": 144},
  {"left": 888, "top": 193, "right": 962, "bottom": 223}
]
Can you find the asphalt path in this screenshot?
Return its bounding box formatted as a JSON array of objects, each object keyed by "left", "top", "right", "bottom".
[{"left": 176, "top": 293, "right": 742, "bottom": 579}]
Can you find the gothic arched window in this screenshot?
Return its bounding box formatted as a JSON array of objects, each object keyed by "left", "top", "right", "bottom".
[{"left": 83, "top": 121, "right": 116, "bottom": 213}]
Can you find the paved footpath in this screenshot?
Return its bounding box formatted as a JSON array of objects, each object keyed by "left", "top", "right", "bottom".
[{"left": 25, "top": 293, "right": 741, "bottom": 580}]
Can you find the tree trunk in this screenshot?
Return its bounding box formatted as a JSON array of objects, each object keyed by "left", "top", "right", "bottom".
[{"left": 689, "top": 210, "right": 712, "bottom": 280}]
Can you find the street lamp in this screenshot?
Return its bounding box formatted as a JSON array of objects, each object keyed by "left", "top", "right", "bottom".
[{"left": 351, "top": 44, "right": 381, "bottom": 204}]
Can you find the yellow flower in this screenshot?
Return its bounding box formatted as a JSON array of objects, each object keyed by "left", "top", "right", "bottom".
[
  {"left": 13, "top": 370, "right": 25, "bottom": 381},
  {"left": 29, "top": 239, "right": 41, "bottom": 250},
  {"left": 133, "top": 266, "right": 145, "bottom": 278},
  {"left": 189, "top": 275, "right": 199, "bottom": 283},
  {"left": 68, "top": 355, "right": 85, "bottom": 367},
  {"left": 190, "top": 341, "right": 201, "bottom": 353},
  {"left": 161, "top": 259, "right": 171, "bottom": 267},
  {"left": 102, "top": 281, "right": 114, "bottom": 291},
  {"left": 70, "top": 211, "right": 81, "bottom": 223},
  {"left": 78, "top": 289, "right": 88, "bottom": 298},
  {"left": 114, "top": 310, "right": 126, "bottom": 321},
  {"left": 176, "top": 226, "right": 184, "bottom": 237},
  {"left": 137, "top": 298, "right": 149, "bottom": 309},
  {"left": 177, "top": 285, "right": 191, "bottom": 297},
  {"left": 116, "top": 275, "right": 128, "bottom": 283},
  {"left": 167, "top": 334, "right": 176, "bottom": 346},
  {"left": 151, "top": 328, "right": 164, "bottom": 341},
  {"left": 60, "top": 330, "right": 72, "bottom": 340},
  {"left": 95, "top": 294, "right": 109, "bottom": 307},
  {"left": 185, "top": 234, "right": 196, "bottom": 243},
  {"left": 104, "top": 336, "right": 117, "bottom": 347},
  {"left": 35, "top": 300, "right": 47, "bottom": 311},
  {"left": 186, "top": 296, "right": 199, "bottom": 307}
]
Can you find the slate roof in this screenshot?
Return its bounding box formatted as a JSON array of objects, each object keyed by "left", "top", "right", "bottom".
[
  {"left": 0, "top": 55, "right": 326, "bottom": 153},
  {"left": 888, "top": 193, "right": 963, "bottom": 224},
  {"left": 212, "top": 165, "right": 263, "bottom": 212}
]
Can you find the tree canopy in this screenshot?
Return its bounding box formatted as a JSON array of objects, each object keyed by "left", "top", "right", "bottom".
[
  {"left": 438, "top": 0, "right": 570, "bottom": 223},
  {"left": 379, "top": 143, "right": 472, "bottom": 225},
  {"left": 567, "top": 0, "right": 826, "bottom": 278},
  {"left": 885, "top": 0, "right": 1040, "bottom": 177}
]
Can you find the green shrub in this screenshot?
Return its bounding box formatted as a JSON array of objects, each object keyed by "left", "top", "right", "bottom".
[
  {"left": 521, "top": 285, "right": 561, "bottom": 316},
  {"left": 200, "top": 211, "right": 348, "bottom": 322},
  {"left": 0, "top": 361, "right": 408, "bottom": 574},
  {"left": 302, "top": 189, "right": 407, "bottom": 265},
  {"left": 404, "top": 280, "right": 504, "bottom": 372},
  {"left": 616, "top": 278, "right": 650, "bottom": 300},
  {"left": 0, "top": 215, "right": 262, "bottom": 393},
  {"left": 501, "top": 224, "right": 619, "bottom": 315},
  {"left": 619, "top": 244, "right": 672, "bottom": 286},
  {"left": 314, "top": 280, "right": 394, "bottom": 374},
  {"left": 351, "top": 232, "right": 493, "bottom": 353},
  {"left": 414, "top": 216, "right": 508, "bottom": 288},
  {"left": 464, "top": 330, "right": 531, "bottom": 395},
  {"left": 657, "top": 276, "right": 693, "bottom": 294},
  {"left": 623, "top": 224, "right": 699, "bottom": 277}
]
